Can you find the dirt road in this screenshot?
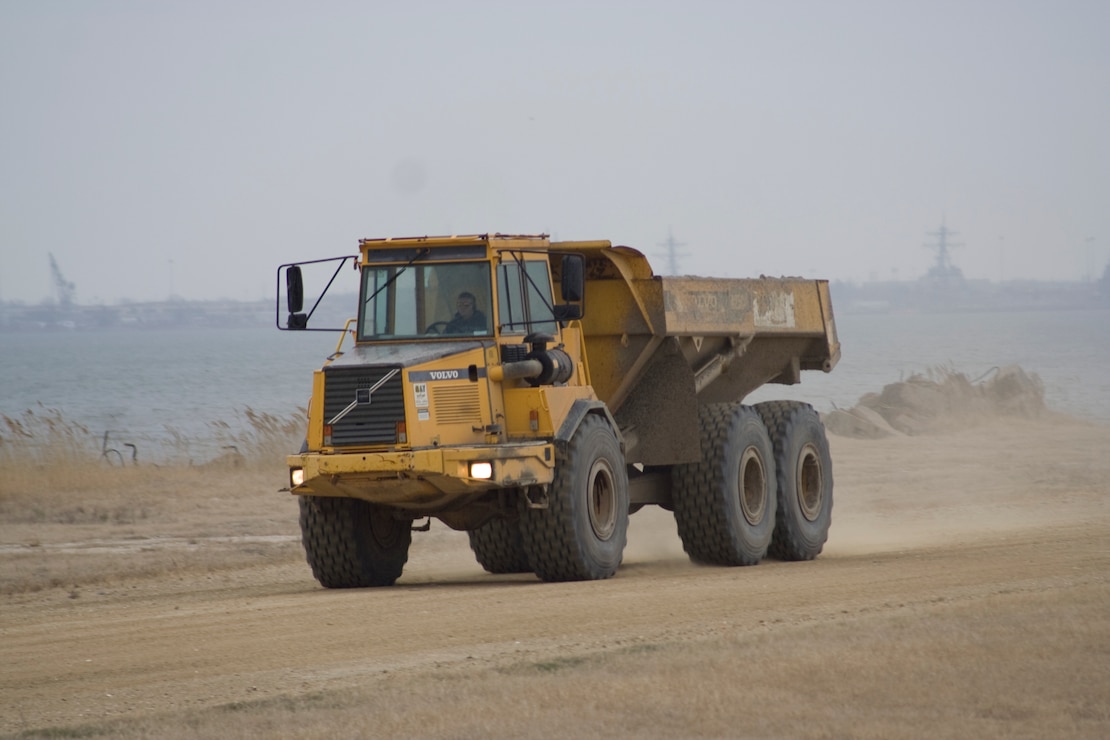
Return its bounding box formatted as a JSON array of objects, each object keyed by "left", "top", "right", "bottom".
[{"left": 2, "top": 416, "right": 1109, "bottom": 737}]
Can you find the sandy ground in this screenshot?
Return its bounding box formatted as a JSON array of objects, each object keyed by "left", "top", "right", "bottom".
[{"left": 2, "top": 414, "right": 1109, "bottom": 737}]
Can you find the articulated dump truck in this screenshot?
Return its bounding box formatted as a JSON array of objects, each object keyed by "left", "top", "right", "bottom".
[{"left": 278, "top": 233, "right": 840, "bottom": 587}]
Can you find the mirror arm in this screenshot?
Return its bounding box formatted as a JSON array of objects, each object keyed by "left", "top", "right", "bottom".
[{"left": 302, "top": 257, "right": 352, "bottom": 325}]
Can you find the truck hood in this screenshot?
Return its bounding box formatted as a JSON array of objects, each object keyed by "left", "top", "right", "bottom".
[{"left": 325, "top": 340, "right": 492, "bottom": 369}]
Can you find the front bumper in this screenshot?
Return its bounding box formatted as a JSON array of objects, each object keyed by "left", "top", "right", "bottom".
[{"left": 286, "top": 441, "right": 555, "bottom": 512}]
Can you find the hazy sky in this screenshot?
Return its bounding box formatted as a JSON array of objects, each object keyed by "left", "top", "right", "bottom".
[{"left": 2, "top": 1, "right": 1108, "bottom": 304}]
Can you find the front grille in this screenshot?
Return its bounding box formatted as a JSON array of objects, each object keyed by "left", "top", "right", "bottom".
[{"left": 322, "top": 365, "right": 405, "bottom": 446}]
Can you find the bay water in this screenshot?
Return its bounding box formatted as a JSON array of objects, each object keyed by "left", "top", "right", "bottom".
[{"left": 2, "top": 309, "right": 1108, "bottom": 464}]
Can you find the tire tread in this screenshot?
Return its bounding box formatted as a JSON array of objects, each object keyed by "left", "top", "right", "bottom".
[
  {"left": 299, "top": 496, "right": 411, "bottom": 587},
  {"left": 468, "top": 517, "right": 532, "bottom": 574},
  {"left": 520, "top": 415, "right": 628, "bottom": 582},
  {"left": 672, "top": 403, "right": 775, "bottom": 566},
  {"left": 754, "top": 400, "right": 833, "bottom": 561}
]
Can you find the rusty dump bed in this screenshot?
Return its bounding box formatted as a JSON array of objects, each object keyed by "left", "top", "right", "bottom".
[{"left": 567, "top": 244, "right": 840, "bottom": 465}]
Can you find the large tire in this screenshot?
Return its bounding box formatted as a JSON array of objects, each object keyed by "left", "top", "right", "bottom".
[
  {"left": 298, "top": 495, "right": 412, "bottom": 587},
  {"left": 520, "top": 414, "right": 629, "bottom": 581},
  {"left": 468, "top": 517, "right": 532, "bottom": 574},
  {"left": 671, "top": 404, "right": 777, "bottom": 566},
  {"left": 755, "top": 401, "right": 833, "bottom": 560}
]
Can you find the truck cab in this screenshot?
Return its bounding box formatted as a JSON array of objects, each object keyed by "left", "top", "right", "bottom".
[{"left": 284, "top": 234, "right": 606, "bottom": 533}]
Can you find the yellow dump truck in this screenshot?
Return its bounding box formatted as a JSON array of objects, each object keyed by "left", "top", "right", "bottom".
[{"left": 279, "top": 233, "right": 840, "bottom": 586}]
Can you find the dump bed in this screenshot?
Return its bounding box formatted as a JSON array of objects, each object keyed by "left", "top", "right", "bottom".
[{"left": 565, "top": 244, "right": 840, "bottom": 465}]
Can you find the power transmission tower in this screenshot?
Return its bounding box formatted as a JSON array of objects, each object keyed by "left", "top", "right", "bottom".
[
  {"left": 656, "top": 229, "right": 689, "bottom": 276},
  {"left": 923, "top": 218, "right": 964, "bottom": 281}
]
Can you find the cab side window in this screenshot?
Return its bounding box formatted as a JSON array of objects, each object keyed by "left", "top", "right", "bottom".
[{"left": 497, "top": 260, "right": 557, "bottom": 335}]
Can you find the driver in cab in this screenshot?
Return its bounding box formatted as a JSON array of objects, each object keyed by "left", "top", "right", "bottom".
[{"left": 445, "top": 292, "right": 487, "bottom": 334}]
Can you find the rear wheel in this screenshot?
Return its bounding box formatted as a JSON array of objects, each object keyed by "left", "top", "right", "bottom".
[
  {"left": 755, "top": 401, "right": 833, "bottom": 560},
  {"left": 299, "top": 496, "right": 412, "bottom": 587},
  {"left": 672, "top": 404, "right": 777, "bottom": 566},
  {"left": 468, "top": 516, "right": 532, "bottom": 574},
  {"left": 520, "top": 414, "right": 629, "bottom": 581}
]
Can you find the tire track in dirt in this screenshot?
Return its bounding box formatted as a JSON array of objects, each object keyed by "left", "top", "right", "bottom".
[{"left": 3, "top": 523, "right": 1106, "bottom": 733}]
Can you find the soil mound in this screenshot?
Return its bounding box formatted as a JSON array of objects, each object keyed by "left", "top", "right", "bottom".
[{"left": 824, "top": 365, "right": 1046, "bottom": 438}]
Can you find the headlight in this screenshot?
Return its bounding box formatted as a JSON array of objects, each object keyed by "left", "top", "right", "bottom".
[
  {"left": 469, "top": 461, "right": 493, "bottom": 480},
  {"left": 290, "top": 468, "right": 305, "bottom": 487}
]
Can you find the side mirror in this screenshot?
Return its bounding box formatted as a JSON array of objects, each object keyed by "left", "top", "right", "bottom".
[
  {"left": 275, "top": 255, "right": 355, "bottom": 332},
  {"left": 286, "top": 266, "right": 304, "bottom": 313},
  {"left": 560, "top": 254, "right": 584, "bottom": 302},
  {"left": 285, "top": 266, "right": 307, "bottom": 329}
]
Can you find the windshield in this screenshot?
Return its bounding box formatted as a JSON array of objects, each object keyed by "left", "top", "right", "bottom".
[{"left": 358, "top": 261, "right": 493, "bottom": 341}]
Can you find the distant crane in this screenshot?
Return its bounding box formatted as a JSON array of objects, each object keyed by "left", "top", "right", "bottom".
[{"left": 49, "top": 252, "right": 76, "bottom": 306}]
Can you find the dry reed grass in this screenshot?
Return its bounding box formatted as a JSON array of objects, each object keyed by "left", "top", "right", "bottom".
[
  {"left": 0, "top": 405, "right": 305, "bottom": 472},
  {"left": 0, "top": 461, "right": 303, "bottom": 596},
  {"left": 0, "top": 406, "right": 305, "bottom": 596}
]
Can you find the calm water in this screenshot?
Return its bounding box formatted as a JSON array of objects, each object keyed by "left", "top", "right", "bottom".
[
  {"left": 1, "top": 327, "right": 334, "bottom": 463},
  {"left": 2, "top": 309, "right": 1108, "bottom": 462}
]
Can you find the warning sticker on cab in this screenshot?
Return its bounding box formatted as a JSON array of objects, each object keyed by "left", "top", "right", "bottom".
[{"left": 414, "top": 383, "right": 429, "bottom": 409}]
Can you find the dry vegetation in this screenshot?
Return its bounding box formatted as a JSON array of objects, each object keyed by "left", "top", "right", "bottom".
[
  {"left": 2, "top": 371, "right": 1109, "bottom": 738},
  {"left": 1, "top": 405, "right": 306, "bottom": 469},
  {"left": 0, "top": 407, "right": 306, "bottom": 596}
]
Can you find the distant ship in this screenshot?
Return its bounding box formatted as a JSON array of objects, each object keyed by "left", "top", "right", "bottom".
[{"left": 834, "top": 220, "right": 1108, "bottom": 314}]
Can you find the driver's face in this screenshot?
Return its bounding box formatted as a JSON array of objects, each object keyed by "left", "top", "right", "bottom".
[{"left": 457, "top": 298, "right": 474, "bottom": 318}]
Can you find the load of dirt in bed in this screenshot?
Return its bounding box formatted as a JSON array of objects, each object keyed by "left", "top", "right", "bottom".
[{"left": 823, "top": 364, "right": 1047, "bottom": 438}]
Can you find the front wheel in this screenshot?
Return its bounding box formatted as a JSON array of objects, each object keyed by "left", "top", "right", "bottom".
[
  {"left": 520, "top": 414, "right": 629, "bottom": 581},
  {"left": 299, "top": 496, "right": 412, "bottom": 587},
  {"left": 755, "top": 401, "right": 833, "bottom": 560}
]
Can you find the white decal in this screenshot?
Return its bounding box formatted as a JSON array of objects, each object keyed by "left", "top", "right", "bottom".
[{"left": 755, "top": 292, "right": 796, "bottom": 328}]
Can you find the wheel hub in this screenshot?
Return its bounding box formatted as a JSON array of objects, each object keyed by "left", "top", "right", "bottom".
[
  {"left": 738, "top": 447, "right": 767, "bottom": 525},
  {"left": 587, "top": 459, "right": 618, "bottom": 540},
  {"left": 796, "top": 443, "right": 823, "bottom": 521}
]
